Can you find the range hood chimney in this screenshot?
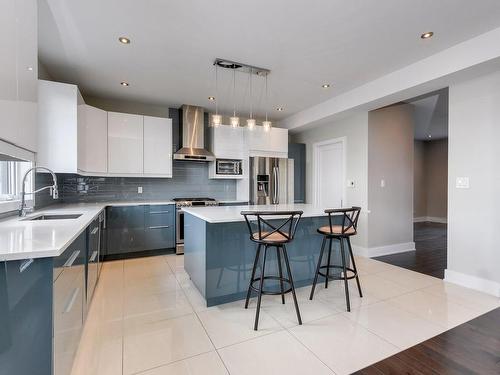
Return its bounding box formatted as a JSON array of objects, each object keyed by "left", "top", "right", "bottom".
[{"left": 174, "top": 105, "right": 215, "bottom": 162}]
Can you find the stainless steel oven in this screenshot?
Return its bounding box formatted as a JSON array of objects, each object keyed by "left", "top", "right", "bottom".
[
  {"left": 174, "top": 198, "right": 218, "bottom": 254},
  {"left": 216, "top": 159, "right": 243, "bottom": 176}
]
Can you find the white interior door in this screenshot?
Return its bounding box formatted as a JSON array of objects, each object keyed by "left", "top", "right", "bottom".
[{"left": 315, "top": 139, "right": 344, "bottom": 208}]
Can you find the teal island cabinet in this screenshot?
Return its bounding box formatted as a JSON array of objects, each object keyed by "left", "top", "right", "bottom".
[{"left": 183, "top": 204, "right": 346, "bottom": 307}]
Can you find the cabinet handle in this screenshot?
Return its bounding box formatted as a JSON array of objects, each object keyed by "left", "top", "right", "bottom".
[
  {"left": 91, "top": 227, "right": 99, "bottom": 235},
  {"left": 89, "top": 251, "right": 98, "bottom": 262},
  {"left": 63, "top": 250, "right": 80, "bottom": 268},
  {"left": 19, "top": 258, "right": 34, "bottom": 273},
  {"left": 64, "top": 288, "right": 80, "bottom": 314},
  {"left": 150, "top": 211, "right": 170, "bottom": 214},
  {"left": 148, "top": 225, "right": 170, "bottom": 229}
]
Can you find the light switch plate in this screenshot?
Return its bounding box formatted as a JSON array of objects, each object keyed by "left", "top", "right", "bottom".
[
  {"left": 138, "top": 186, "right": 143, "bottom": 194},
  {"left": 456, "top": 177, "right": 469, "bottom": 189}
]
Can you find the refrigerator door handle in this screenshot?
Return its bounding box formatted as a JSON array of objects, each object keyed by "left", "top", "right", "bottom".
[{"left": 273, "top": 166, "right": 279, "bottom": 204}]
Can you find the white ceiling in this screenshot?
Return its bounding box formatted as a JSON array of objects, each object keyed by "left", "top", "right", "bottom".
[
  {"left": 407, "top": 89, "right": 448, "bottom": 141},
  {"left": 39, "top": 0, "right": 500, "bottom": 122}
]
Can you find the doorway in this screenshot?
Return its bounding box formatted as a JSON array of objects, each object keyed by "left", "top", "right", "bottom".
[{"left": 312, "top": 137, "right": 345, "bottom": 208}]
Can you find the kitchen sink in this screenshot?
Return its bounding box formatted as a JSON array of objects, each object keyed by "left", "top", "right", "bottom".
[{"left": 23, "top": 214, "right": 83, "bottom": 221}]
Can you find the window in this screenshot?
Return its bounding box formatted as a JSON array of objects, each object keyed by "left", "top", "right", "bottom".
[{"left": 0, "top": 160, "right": 33, "bottom": 214}]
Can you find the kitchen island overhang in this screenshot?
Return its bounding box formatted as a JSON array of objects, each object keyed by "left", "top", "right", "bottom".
[{"left": 183, "top": 204, "right": 348, "bottom": 307}]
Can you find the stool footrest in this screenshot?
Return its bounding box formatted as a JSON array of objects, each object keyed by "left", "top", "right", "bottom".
[
  {"left": 249, "top": 276, "right": 293, "bottom": 296},
  {"left": 318, "top": 265, "right": 358, "bottom": 280}
]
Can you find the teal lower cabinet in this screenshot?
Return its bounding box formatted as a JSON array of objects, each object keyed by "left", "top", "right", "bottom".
[
  {"left": 106, "top": 204, "right": 175, "bottom": 257},
  {"left": 0, "top": 226, "right": 95, "bottom": 375}
]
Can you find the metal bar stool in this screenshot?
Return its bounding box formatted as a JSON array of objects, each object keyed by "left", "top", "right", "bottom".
[
  {"left": 241, "top": 210, "right": 303, "bottom": 330},
  {"left": 309, "top": 207, "right": 362, "bottom": 312}
]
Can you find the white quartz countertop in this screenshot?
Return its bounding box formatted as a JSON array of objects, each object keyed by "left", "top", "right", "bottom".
[
  {"left": 182, "top": 204, "right": 329, "bottom": 223},
  {"left": 0, "top": 200, "right": 176, "bottom": 261}
]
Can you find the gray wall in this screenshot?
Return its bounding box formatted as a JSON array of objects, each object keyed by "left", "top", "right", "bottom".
[
  {"left": 368, "top": 104, "right": 414, "bottom": 248},
  {"left": 448, "top": 71, "right": 500, "bottom": 291},
  {"left": 413, "top": 139, "right": 448, "bottom": 219},
  {"left": 58, "top": 161, "right": 236, "bottom": 203},
  {"left": 291, "top": 112, "right": 369, "bottom": 248}
]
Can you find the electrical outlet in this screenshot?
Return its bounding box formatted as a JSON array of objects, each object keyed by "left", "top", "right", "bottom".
[
  {"left": 456, "top": 177, "right": 469, "bottom": 189},
  {"left": 138, "top": 186, "right": 143, "bottom": 194}
]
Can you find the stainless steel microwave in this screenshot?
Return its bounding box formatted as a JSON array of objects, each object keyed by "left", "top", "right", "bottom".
[{"left": 216, "top": 159, "right": 243, "bottom": 175}]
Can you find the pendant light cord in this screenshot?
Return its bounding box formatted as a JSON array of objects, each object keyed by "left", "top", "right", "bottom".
[
  {"left": 233, "top": 68, "right": 236, "bottom": 117},
  {"left": 265, "top": 74, "right": 269, "bottom": 122},
  {"left": 215, "top": 64, "right": 219, "bottom": 115},
  {"left": 249, "top": 70, "right": 253, "bottom": 119}
]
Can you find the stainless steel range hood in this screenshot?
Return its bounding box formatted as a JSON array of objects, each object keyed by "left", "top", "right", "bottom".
[{"left": 174, "top": 105, "right": 215, "bottom": 162}]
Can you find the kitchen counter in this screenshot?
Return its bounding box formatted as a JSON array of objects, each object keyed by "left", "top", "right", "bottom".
[
  {"left": 0, "top": 200, "right": 175, "bottom": 261},
  {"left": 182, "top": 203, "right": 328, "bottom": 223}
]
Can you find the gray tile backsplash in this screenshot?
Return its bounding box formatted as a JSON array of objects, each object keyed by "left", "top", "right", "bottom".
[{"left": 58, "top": 161, "right": 237, "bottom": 203}]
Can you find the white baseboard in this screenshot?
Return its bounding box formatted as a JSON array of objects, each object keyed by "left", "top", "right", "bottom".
[
  {"left": 353, "top": 241, "right": 416, "bottom": 258},
  {"left": 444, "top": 269, "right": 500, "bottom": 297},
  {"left": 413, "top": 216, "right": 447, "bottom": 223}
]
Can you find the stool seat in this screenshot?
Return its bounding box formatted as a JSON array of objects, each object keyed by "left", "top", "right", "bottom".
[
  {"left": 317, "top": 225, "right": 356, "bottom": 236},
  {"left": 252, "top": 231, "right": 290, "bottom": 243}
]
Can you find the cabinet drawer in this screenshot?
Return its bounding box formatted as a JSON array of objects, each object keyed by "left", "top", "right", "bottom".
[
  {"left": 54, "top": 232, "right": 86, "bottom": 282},
  {"left": 143, "top": 226, "right": 175, "bottom": 250},
  {"left": 145, "top": 204, "right": 175, "bottom": 229}
]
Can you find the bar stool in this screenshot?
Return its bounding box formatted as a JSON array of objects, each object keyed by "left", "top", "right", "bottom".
[
  {"left": 241, "top": 210, "right": 303, "bottom": 330},
  {"left": 309, "top": 207, "right": 362, "bottom": 312}
]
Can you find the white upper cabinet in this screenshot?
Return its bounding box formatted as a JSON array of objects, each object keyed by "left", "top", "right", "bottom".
[
  {"left": 246, "top": 126, "right": 288, "bottom": 157},
  {"left": 143, "top": 116, "right": 172, "bottom": 177},
  {"left": 0, "top": 0, "right": 38, "bottom": 152},
  {"left": 107, "top": 112, "right": 144, "bottom": 174},
  {"left": 210, "top": 125, "right": 246, "bottom": 159},
  {"left": 38, "top": 80, "right": 108, "bottom": 174},
  {"left": 78, "top": 105, "right": 107, "bottom": 173}
]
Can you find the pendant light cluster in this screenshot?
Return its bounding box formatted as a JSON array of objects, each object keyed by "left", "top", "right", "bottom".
[{"left": 210, "top": 59, "right": 272, "bottom": 131}]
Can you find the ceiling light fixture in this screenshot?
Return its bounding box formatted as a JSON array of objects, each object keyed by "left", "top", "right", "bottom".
[
  {"left": 428, "top": 134, "right": 432, "bottom": 138},
  {"left": 263, "top": 74, "right": 272, "bottom": 132},
  {"left": 211, "top": 65, "right": 221, "bottom": 127},
  {"left": 120, "top": 81, "right": 129, "bottom": 86},
  {"left": 230, "top": 68, "right": 239, "bottom": 128},
  {"left": 118, "top": 37, "right": 130, "bottom": 44},
  {"left": 208, "top": 96, "right": 215, "bottom": 101},
  {"left": 276, "top": 107, "right": 284, "bottom": 112},
  {"left": 27, "top": 66, "right": 33, "bottom": 71},
  {"left": 322, "top": 84, "right": 330, "bottom": 89},
  {"left": 246, "top": 68, "right": 256, "bottom": 130},
  {"left": 420, "top": 31, "right": 434, "bottom": 39}
]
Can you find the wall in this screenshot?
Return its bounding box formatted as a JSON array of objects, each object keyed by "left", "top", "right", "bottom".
[
  {"left": 291, "top": 112, "right": 369, "bottom": 248},
  {"left": 447, "top": 71, "right": 500, "bottom": 295},
  {"left": 413, "top": 139, "right": 448, "bottom": 220},
  {"left": 58, "top": 161, "right": 236, "bottom": 203},
  {"left": 368, "top": 104, "right": 414, "bottom": 250}
]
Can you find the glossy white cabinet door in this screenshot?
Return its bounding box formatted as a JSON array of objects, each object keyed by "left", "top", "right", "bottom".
[
  {"left": 246, "top": 126, "right": 288, "bottom": 157},
  {"left": 0, "top": 0, "right": 37, "bottom": 152},
  {"left": 78, "top": 105, "right": 107, "bottom": 173},
  {"left": 143, "top": 116, "right": 172, "bottom": 176},
  {"left": 210, "top": 125, "right": 245, "bottom": 158},
  {"left": 107, "top": 112, "right": 144, "bottom": 174},
  {"left": 268, "top": 127, "right": 288, "bottom": 154}
]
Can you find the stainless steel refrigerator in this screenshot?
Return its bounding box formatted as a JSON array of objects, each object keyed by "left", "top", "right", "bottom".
[{"left": 249, "top": 157, "right": 294, "bottom": 205}]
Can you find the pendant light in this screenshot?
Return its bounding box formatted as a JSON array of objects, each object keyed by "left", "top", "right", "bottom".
[
  {"left": 229, "top": 68, "right": 240, "bottom": 128},
  {"left": 246, "top": 69, "right": 256, "bottom": 130},
  {"left": 211, "top": 64, "right": 222, "bottom": 127},
  {"left": 262, "top": 74, "right": 272, "bottom": 132}
]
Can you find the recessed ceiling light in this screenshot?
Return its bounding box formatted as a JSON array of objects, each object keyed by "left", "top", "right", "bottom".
[
  {"left": 120, "top": 82, "right": 129, "bottom": 87},
  {"left": 118, "top": 36, "right": 131, "bottom": 44},
  {"left": 420, "top": 31, "right": 434, "bottom": 39},
  {"left": 322, "top": 84, "right": 330, "bottom": 89},
  {"left": 27, "top": 66, "right": 33, "bottom": 71},
  {"left": 208, "top": 96, "right": 215, "bottom": 101},
  {"left": 276, "top": 107, "right": 284, "bottom": 111},
  {"left": 428, "top": 134, "right": 432, "bottom": 138}
]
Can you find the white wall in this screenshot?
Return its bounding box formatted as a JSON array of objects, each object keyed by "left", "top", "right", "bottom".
[
  {"left": 368, "top": 104, "right": 414, "bottom": 251},
  {"left": 291, "top": 113, "right": 369, "bottom": 248},
  {"left": 447, "top": 71, "right": 500, "bottom": 296}
]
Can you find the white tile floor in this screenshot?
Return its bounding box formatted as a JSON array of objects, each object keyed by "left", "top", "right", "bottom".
[{"left": 71, "top": 255, "right": 500, "bottom": 375}]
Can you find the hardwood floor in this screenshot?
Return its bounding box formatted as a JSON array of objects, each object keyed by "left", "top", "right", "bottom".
[
  {"left": 374, "top": 222, "right": 447, "bottom": 279},
  {"left": 354, "top": 307, "right": 500, "bottom": 374}
]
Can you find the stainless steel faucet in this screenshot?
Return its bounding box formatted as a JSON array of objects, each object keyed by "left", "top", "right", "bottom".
[{"left": 19, "top": 166, "right": 59, "bottom": 217}]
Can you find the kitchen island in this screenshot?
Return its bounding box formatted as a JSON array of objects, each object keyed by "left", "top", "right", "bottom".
[{"left": 183, "top": 204, "right": 346, "bottom": 307}]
